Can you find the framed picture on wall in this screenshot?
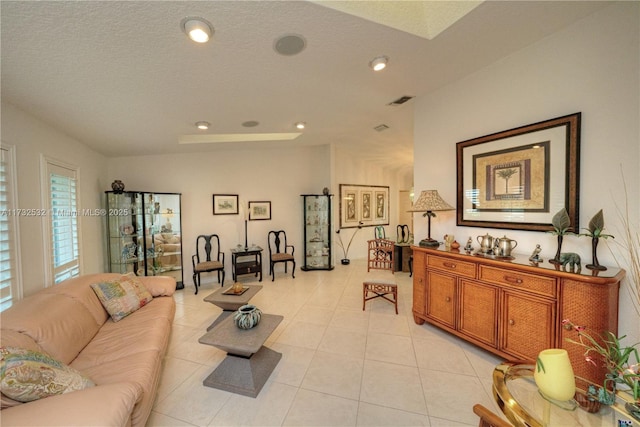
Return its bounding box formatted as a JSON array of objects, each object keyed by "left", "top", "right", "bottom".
[
  {"left": 339, "top": 184, "right": 389, "bottom": 228},
  {"left": 212, "top": 194, "right": 239, "bottom": 215},
  {"left": 456, "top": 112, "right": 581, "bottom": 231},
  {"left": 248, "top": 201, "right": 271, "bottom": 220}
]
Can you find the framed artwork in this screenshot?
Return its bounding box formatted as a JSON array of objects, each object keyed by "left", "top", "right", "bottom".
[
  {"left": 339, "top": 184, "right": 389, "bottom": 228},
  {"left": 248, "top": 201, "right": 271, "bottom": 220},
  {"left": 456, "top": 112, "right": 581, "bottom": 231},
  {"left": 212, "top": 194, "right": 239, "bottom": 215}
]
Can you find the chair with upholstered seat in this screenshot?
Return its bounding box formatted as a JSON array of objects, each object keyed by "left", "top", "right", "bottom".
[
  {"left": 363, "top": 238, "right": 398, "bottom": 314},
  {"left": 268, "top": 230, "right": 295, "bottom": 281},
  {"left": 192, "top": 234, "right": 225, "bottom": 295}
]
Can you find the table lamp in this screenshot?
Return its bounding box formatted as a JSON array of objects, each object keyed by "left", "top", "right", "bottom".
[{"left": 408, "top": 190, "right": 455, "bottom": 247}]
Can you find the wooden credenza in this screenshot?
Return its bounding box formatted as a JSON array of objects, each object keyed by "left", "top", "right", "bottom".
[{"left": 411, "top": 246, "right": 625, "bottom": 384}]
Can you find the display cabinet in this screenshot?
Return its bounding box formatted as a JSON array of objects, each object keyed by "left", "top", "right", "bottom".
[
  {"left": 105, "top": 191, "right": 183, "bottom": 288},
  {"left": 301, "top": 194, "right": 333, "bottom": 271}
]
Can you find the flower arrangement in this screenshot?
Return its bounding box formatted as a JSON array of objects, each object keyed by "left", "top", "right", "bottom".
[{"left": 563, "top": 319, "right": 639, "bottom": 403}]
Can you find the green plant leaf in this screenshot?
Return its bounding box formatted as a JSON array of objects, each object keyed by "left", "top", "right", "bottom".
[
  {"left": 551, "top": 208, "right": 571, "bottom": 234},
  {"left": 588, "top": 209, "right": 604, "bottom": 234}
]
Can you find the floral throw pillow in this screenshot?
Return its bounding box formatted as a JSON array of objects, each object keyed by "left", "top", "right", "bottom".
[
  {"left": 90, "top": 273, "right": 153, "bottom": 322},
  {"left": 0, "top": 347, "right": 95, "bottom": 402}
]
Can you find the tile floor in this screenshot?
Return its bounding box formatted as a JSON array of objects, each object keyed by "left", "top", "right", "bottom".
[{"left": 147, "top": 260, "right": 507, "bottom": 427}]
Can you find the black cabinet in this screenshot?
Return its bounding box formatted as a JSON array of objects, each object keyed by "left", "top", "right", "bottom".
[{"left": 231, "top": 246, "right": 263, "bottom": 281}]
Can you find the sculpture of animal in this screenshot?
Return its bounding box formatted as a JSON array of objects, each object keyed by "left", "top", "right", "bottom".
[{"left": 559, "top": 252, "right": 581, "bottom": 273}]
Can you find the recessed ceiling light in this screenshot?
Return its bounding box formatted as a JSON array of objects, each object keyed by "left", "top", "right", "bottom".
[
  {"left": 369, "top": 56, "right": 388, "bottom": 71},
  {"left": 274, "top": 34, "right": 307, "bottom": 56},
  {"left": 242, "top": 120, "right": 260, "bottom": 128},
  {"left": 180, "top": 17, "right": 213, "bottom": 43},
  {"left": 295, "top": 122, "right": 306, "bottom": 130},
  {"left": 195, "top": 121, "right": 210, "bottom": 130}
]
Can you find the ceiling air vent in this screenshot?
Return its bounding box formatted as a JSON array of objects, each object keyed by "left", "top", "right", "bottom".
[
  {"left": 374, "top": 124, "right": 390, "bottom": 132},
  {"left": 387, "top": 95, "right": 414, "bottom": 106}
]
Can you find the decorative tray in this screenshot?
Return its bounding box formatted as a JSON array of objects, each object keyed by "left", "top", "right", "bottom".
[{"left": 222, "top": 287, "right": 249, "bottom": 296}]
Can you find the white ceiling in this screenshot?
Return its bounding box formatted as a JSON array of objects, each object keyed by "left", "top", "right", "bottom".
[{"left": 1, "top": 1, "right": 609, "bottom": 174}]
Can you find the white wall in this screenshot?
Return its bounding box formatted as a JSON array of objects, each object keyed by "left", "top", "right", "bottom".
[
  {"left": 333, "top": 146, "right": 413, "bottom": 261},
  {"left": 107, "top": 145, "right": 331, "bottom": 286},
  {"left": 413, "top": 2, "right": 639, "bottom": 341},
  {"left": 1, "top": 102, "right": 108, "bottom": 297}
]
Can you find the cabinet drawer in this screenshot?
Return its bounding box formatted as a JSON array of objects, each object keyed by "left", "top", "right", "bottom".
[
  {"left": 479, "top": 266, "right": 556, "bottom": 298},
  {"left": 427, "top": 255, "right": 476, "bottom": 278}
]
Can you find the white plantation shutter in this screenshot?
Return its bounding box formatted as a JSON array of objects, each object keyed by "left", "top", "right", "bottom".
[
  {"left": 0, "top": 145, "right": 21, "bottom": 311},
  {"left": 44, "top": 160, "right": 80, "bottom": 284}
]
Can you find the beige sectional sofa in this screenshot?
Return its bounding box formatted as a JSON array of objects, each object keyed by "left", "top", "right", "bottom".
[{"left": 0, "top": 273, "right": 176, "bottom": 427}]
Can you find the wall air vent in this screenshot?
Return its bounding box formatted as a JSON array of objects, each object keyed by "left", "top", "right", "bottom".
[
  {"left": 387, "top": 95, "right": 414, "bottom": 106},
  {"left": 374, "top": 124, "right": 390, "bottom": 132}
]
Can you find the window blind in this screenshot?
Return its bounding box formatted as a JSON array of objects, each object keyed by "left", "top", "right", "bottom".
[
  {"left": 48, "top": 165, "right": 79, "bottom": 283},
  {"left": 0, "top": 147, "right": 16, "bottom": 311}
]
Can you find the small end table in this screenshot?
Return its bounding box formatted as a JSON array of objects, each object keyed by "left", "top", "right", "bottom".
[
  {"left": 203, "top": 284, "right": 263, "bottom": 330},
  {"left": 198, "top": 313, "right": 283, "bottom": 398},
  {"left": 231, "top": 246, "right": 263, "bottom": 282}
]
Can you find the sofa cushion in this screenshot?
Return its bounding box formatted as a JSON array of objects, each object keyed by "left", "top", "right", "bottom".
[
  {"left": 90, "top": 274, "right": 153, "bottom": 322},
  {"left": 76, "top": 350, "right": 163, "bottom": 427},
  {"left": 0, "top": 347, "right": 94, "bottom": 403},
  {"left": 70, "top": 298, "right": 174, "bottom": 372},
  {"left": 139, "top": 275, "right": 176, "bottom": 297},
  {"left": 0, "top": 293, "right": 103, "bottom": 365},
  {"left": 0, "top": 381, "right": 143, "bottom": 427}
]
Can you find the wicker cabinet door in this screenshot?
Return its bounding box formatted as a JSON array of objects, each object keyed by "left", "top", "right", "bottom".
[
  {"left": 501, "top": 291, "right": 555, "bottom": 361},
  {"left": 412, "top": 251, "right": 427, "bottom": 323},
  {"left": 426, "top": 270, "right": 456, "bottom": 329},
  {"left": 560, "top": 278, "right": 619, "bottom": 384},
  {"left": 459, "top": 280, "right": 499, "bottom": 348}
]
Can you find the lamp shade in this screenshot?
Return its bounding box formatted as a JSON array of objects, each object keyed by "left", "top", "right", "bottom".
[{"left": 408, "top": 190, "right": 454, "bottom": 212}]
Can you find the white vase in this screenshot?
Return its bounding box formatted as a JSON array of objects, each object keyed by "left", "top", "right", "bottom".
[{"left": 534, "top": 348, "right": 576, "bottom": 401}]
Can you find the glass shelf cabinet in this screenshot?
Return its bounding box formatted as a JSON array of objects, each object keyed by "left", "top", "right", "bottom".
[
  {"left": 301, "top": 194, "right": 334, "bottom": 271},
  {"left": 105, "top": 191, "right": 183, "bottom": 288}
]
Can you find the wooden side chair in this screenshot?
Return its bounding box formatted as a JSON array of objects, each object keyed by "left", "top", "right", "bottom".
[
  {"left": 472, "top": 404, "right": 512, "bottom": 427},
  {"left": 363, "top": 239, "right": 398, "bottom": 314},
  {"left": 268, "top": 230, "right": 295, "bottom": 281},
  {"left": 374, "top": 225, "right": 386, "bottom": 239},
  {"left": 192, "top": 234, "right": 225, "bottom": 295}
]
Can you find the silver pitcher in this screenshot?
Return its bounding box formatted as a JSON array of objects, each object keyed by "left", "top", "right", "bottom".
[
  {"left": 476, "top": 233, "right": 494, "bottom": 254},
  {"left": 494, "top": 235, "right": 518, "bottom": 257}
]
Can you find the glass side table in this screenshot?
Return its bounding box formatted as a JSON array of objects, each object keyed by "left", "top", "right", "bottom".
[{"left": 493, "top": 363, "right": 639, "bottom": 427}]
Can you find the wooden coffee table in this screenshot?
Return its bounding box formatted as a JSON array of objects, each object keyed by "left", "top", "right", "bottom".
[{"left": 198, "top": 313, "right": 283, "bottom": 397}]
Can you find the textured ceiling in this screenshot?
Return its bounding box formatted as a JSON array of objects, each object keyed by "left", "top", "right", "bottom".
[{"left": 0, "top": 1, "right": 609, "bottom": 174}]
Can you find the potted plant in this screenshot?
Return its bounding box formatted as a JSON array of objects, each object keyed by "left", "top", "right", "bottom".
[
  {"left": 336, "top": 222, "right": 363, "bottom": 265},
  {"left": 562, "top": 319, "right": 639, "bottom": 412}
]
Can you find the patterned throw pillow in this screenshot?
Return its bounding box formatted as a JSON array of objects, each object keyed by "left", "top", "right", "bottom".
[
  {"left": 90, "top": 273, "right": 153, "bottom": 322},
  {"left": 0, "top": 347, "right": 95, "bottom": 402}
]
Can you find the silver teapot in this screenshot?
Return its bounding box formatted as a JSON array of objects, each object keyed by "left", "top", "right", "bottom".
[
  {"left": 494, "top": 235, "right": 518, "bottom": 257},
  {"left": 476, "top": 233, "right": 494, "bottom": 254}
]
